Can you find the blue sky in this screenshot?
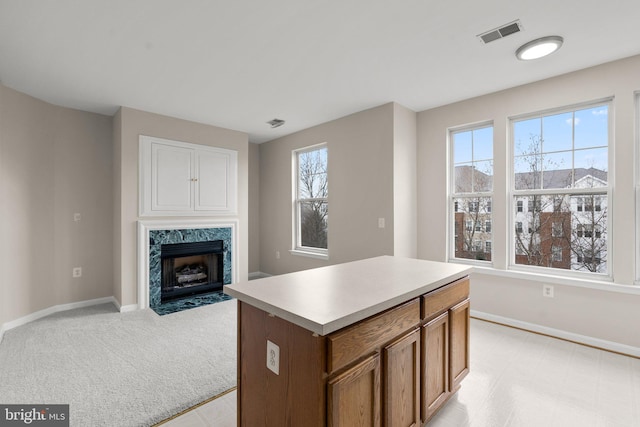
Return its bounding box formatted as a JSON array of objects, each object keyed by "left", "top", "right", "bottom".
[
  {"left": 513, "top": 105, "right": 608, "bottom": 173},
  {"left": 453, "top": 104, "right": 609, "bottom": 191}
]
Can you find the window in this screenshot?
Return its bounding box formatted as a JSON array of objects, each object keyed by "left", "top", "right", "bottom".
[
  {"left": 485, "top": 241, "right": 492, "bottom": 253},
  {"left": 527, "top": 199, "right": 541, "bottom": 213},
  {"left": 293, "top": 144, "right": 328, "bottom": 257},
  {"left": 512, "top": 102, "right": 609, "bottom": 274},
  {"left": 553, "top": 196, "right": 564, "bottom": 212},
  {"left": 451, "top": 124, "right": 493, "bottom": 262},
  {"left": 584, "top": 224, "right": 593, "bottom": 238}
]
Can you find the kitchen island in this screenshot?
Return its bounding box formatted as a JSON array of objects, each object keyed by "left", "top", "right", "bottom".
[{"left": 224, "top": 256, "right": 472, "bottom": 426}]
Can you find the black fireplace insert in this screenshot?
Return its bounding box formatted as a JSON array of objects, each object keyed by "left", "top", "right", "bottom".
[{"left": 160, "top": 240, "right": 224, "bottom": 302}]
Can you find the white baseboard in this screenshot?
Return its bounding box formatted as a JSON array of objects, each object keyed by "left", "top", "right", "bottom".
[
  {"left": 248, "top": 271, "right": 272, "bottom": 280},
  {"left": 471, "top": 310, "right": 640, "bottom": 358},
  {"left": 0, "top": 296, "right": 119, "bottom": 344},
  {"left": 119, "top": 304, "right": 139, "bottom": 313},
  {"left": 110, "top": 297, "right": 139, "bottom": 313}
]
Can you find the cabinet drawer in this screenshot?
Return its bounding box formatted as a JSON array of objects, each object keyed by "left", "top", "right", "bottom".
[
  {"left": 327, "top": 298, "right": 420, "bottom": 374},
  {"left": 422, "top": 277, "right": 469, "bottom": 320}
]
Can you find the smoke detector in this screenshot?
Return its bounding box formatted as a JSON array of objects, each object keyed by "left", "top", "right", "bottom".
[{"left": 477, "top": 20, "right": 523, "bottom": 44}]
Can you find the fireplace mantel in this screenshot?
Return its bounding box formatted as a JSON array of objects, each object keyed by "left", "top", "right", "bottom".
[{"left": 137, "top": 219, "right": 238, "bottom": 310}]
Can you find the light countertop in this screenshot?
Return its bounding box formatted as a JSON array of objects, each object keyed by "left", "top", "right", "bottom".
[{"left": 223, "top": 256, "right": 472, "bottom": 335}]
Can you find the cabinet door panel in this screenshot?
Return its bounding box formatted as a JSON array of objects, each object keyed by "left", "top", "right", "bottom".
[
  {"left": 384, "top": 328, "right": 420, "bottom": 427},
  {"left": 328, "top": 354, "right": 381, "bottom": 427},
  {"left": 422, "top": 311, "right": 449, "bottom": 422},
  {"left": 450, "top": 299, "right": 470, "bottom": 391},
  {"left": 152, "top": 143, "right": 193, "bottom": 211},
  {"left": 195, "top": 151, "right": 229, "bottom": 211}
]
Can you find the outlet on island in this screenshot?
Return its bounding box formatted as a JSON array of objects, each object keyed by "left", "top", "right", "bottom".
[{"left": 266, "top": 340, "right": 280, "bottom": 375}]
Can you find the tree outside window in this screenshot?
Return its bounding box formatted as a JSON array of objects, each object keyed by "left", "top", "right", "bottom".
[
  {"left": 451, "top": 124, "right": 493, "bottom": 262},
  {"left": 294, "top": 145, "right": 328, "bottom": 253},
  {"left": 512, "top": 103, "right": 609, "bottom": 274}
]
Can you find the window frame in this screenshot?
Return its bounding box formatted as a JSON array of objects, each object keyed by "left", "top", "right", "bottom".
[
  {"left": 636, "top": 92, "right": 640, "bottom": 285},
  {"left": 508, "top": 99, "right": 612, "bottom": 279},
  {"left": 448, "top": 121, "right": 494, "bottom": 264},
  {"left": 291, "top": 143, "right": 329, "bottom": 260}
]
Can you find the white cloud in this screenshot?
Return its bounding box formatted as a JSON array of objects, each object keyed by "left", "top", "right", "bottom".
[
  {"left": 566, "top": 117, "right": 581, "bottom": 126},
  {"left": 592, "top": 108, "right": 608, "bottom": 116}
]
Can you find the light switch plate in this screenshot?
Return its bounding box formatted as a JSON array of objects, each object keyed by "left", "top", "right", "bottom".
[{"left": 266, "top": 340, "right": 280, "bottom": 375}]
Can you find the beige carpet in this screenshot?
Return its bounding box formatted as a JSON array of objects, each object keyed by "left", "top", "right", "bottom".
[{"left": 0, "top": 300, "right": 237, "bottom": 427}]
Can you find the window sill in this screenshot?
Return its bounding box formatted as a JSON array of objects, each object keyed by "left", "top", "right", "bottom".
[
  {"left": 466, "top": 264, "right": 640, "bottom": 295},
  {"left": 290, "top": 249, "right": 329, "bottom": 261}
]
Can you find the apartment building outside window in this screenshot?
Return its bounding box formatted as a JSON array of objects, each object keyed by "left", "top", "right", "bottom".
[
  {"left": 450, "top": 124, "right": 493, "bottom": 262},
  {"left": 293, "top": 144, "right": 328, "bottom": 257},
  {"left": 511, "top": 101, "right": 610, "bottom": 274}
]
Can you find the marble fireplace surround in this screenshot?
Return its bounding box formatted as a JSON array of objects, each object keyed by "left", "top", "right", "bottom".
[{"left": 137, "top": 219, "right": 238, "bottom": 310}]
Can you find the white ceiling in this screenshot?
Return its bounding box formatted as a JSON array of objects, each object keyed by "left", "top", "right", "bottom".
[{"left": 1, "top": 1, "right": 640, "bottom": 143}]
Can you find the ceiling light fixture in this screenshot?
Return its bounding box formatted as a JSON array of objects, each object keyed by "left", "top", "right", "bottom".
[
  {"left": 267, "top": 118, "right": 285, "bottom": 128},
  {"left": 516, "top": 36, "right": 563, "bottom": 60}
]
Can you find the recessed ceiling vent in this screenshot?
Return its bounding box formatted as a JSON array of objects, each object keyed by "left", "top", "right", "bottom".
[
  {"left": 478, "top": 20, "right": 523, "bottom": 44},
  {"left": 267, "top": 118, "right": 285, "bottom": 128}
]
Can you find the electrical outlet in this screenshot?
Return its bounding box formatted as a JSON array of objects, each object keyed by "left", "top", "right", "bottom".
[
  {"left": 73, "top": 213, "right": 81, "bottom": 222},
  {"left": 378, "top": 218, "right": 385, "bottom": 228},
  {"left": 276, "top": 251, "right": 280, "bottom": 259},
  {"left": 72, "top": 267, "right": 82, "bottom": 278},
  {"left": 266, "top": 340, "right": 280, "bottom": 375},
  {"left": 543, "top": 284, "right": 554, "bottom": 298}
]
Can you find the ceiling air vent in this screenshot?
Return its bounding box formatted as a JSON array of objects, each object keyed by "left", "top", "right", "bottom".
[
  {"left": 267, "top": 118, "right": 285, "bottom": 128},
  {"left": 478, "top": 20, "right": 523, "bottom": 44}
]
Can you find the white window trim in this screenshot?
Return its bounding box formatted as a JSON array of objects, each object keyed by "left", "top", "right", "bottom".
[
  {"left": 472, "top": 265, "right": 640, "bottom": 295},
  {"left": 636, "top": 91, "right": 640, "bottom": 285},
  {"left": 447, "top": 120, "right": 494, "bottom": 265},
  {"left": 292, "top": 143, "right": 329, "bottom": 260},
  {"left": 508, "top": 98, "right": 613, "bottom": 279}
]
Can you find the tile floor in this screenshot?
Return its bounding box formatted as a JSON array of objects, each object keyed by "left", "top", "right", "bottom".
[{"left": 161, "top": 318, "right": 640, "bottom": 427}]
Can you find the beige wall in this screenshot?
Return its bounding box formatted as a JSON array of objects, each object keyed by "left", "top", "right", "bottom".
[
  {"left": 113, "top": 107, "right": 249, "bottom": 307},
  {"left": 417, "top": 55, "right": 640, "bottom": 349},
  {"left": 259, "top": 102, "right": 416, "bottom": 275},
  {"left": 0, "top": 84, "right": 113, "bottom": 326},
  {"left": 248, "top": 143, "right": 261, "bottom": 274},
  {"left": 393, "top": 103, "right": 418, "bottom": 258}
]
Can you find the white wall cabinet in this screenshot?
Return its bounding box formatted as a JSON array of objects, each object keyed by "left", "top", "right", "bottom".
[{"left": 140, "top": 135, "right": 237, "bottom": 216}]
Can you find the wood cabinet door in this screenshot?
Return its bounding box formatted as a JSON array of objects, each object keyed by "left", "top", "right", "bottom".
[
  {"left": 151, "top": 142, "right": 193, "bottom": 211},
  {"left": 449, "top": 298, "right": 470, "bottom": 391},
  {"left": 328, "top": 353, "right": 381, "bottom": 427},
  {"left": 384, "top": 328, "right": 421, "bottom": 427},
  {"left": 422, "top": 311, "right": 449, "bottom": 422}
]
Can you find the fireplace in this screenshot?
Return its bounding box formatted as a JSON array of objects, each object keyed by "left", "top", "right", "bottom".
[
  {"left": 139, "top": 223, "right": 236, "bottom": 312},
  {"left": 161, "top": 240, "right": 224, "bottom": 302}
]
